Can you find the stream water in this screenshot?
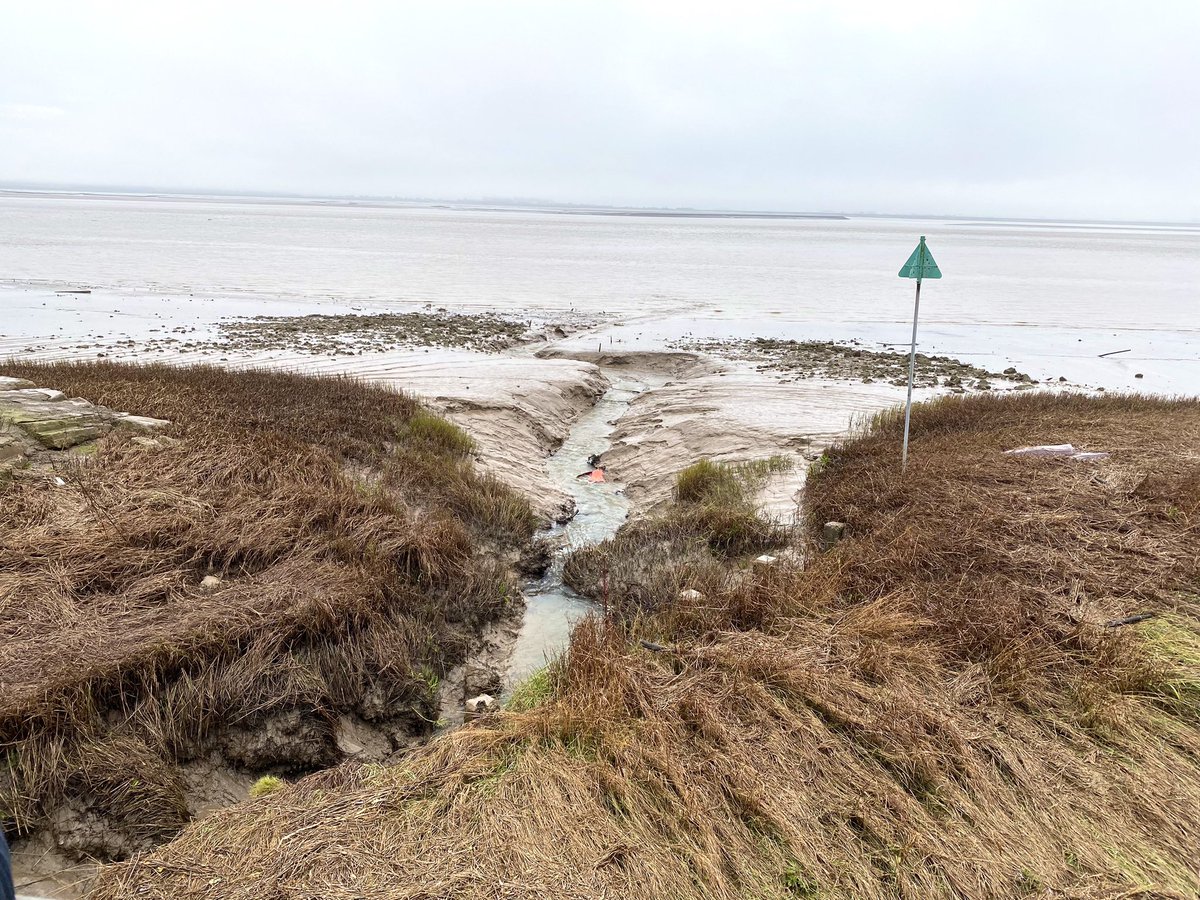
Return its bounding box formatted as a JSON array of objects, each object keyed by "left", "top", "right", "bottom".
[{"left": 502, "top": 378, "right": 644, "bottom": 690}]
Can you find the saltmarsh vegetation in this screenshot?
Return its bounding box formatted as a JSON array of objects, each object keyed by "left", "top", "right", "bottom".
[
  {"left": 92, "top": 392, "right": 1200, "bottom": 899},
  {"left": 0, "top": 360, "right": 536, "bottom": 859}
]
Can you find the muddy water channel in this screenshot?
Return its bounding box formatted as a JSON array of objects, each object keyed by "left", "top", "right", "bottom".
[{"left": 502, "top": 377, "right": 644, "bottom": 691}]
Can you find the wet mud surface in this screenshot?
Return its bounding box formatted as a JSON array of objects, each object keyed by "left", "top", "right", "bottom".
[{"left": 674, "top": 336, "right": 1034, "bottom": 389}]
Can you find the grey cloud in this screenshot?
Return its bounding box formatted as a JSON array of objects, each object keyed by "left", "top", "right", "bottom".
[{"left": 2, "top": 0, "right": 1197, "bottom": 221}]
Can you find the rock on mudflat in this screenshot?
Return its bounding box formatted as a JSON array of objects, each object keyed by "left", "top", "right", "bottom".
[{"left": 0, "top": 376, "right": 35, "bottom": 390}]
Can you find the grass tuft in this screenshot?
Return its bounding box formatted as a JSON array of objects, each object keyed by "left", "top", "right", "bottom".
[
  {"left": 506, "top": 667, "right": 554, "bottom": 713},
  {"left": 248, "top": 776, "right": 285, "bottom": 799},
  {"left": 401, "top": 411, "right": 477, "bottom": 457}
]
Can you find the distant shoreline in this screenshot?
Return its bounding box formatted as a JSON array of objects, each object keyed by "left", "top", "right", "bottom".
[{"left": 0, "top": 189, "right": 849, "bottom": 221}]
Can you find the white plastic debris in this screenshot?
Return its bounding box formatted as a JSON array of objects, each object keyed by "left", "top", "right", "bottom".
[{"left": 1004, "top": 444, "right": 1109, "bottom": 461}]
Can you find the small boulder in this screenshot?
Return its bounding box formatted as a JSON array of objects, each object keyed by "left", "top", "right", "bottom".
[
  {"left": 821, "top": 521, "right": 848, "bottom": 549},
  {"left": 1003, "top": 366, "right": 1018, "bottom": 375},
  {"left": 115, "top": 414, "right": 172, "bottom": 432},
  {"left": 200, "top": 575, "right": 223, "bottom": 591},
  {"left": 1135, "top": 373, "right": 1144, "bottom": 379},
  {"left": 0, "top": 376, "right": 35, "bottom": 390},
  {"left": 465, "top": 694, "right": 498, "bottom": 718},
  {"left": 753, "top": 554, "right": 778, "bottom": 569},
  {"left": 679, "top": 588, "right": 704, "bottom": 602}
]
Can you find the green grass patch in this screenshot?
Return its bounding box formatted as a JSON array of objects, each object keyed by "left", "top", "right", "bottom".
[
  {"left": 249, "top": 775, "right": 285, "bottom": 799},
  {"left": 401, "top": 411, "right": 476, "bottom": 457},
  {"left": 506, "top": 667, "right": 553, "bottom": 712},
  {"left": 1138, "top": 614, "right": 1200, "bottom": 720}
]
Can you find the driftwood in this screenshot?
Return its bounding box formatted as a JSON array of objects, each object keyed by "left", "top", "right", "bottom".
[{"left": 1105, "top": 612, "right": 1156, "bottom": 628}]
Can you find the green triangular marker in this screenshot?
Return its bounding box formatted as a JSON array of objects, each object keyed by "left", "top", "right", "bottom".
[{"left": 898, "top": 235, "right": 941, "bottom": 279}]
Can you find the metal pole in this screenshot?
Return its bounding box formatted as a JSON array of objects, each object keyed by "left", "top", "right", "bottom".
[{"left": 901, "top": 277, "right": 921, "bottom": 472}]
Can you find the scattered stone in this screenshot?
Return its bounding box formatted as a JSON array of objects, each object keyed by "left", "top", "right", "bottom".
[
  {"left": 0, "top": 376, "right": 35, "bottom": 390},
  {"left": 974, "top": 379, "right": 992, "bottom": 391},
  {"left": 670, "top": 338, "right": 1033, "bottom": 389},
  {"left": 465, "top": 694, "right": 498, "bottom": 718},
  {"left": 1135, "top": 373, "right": 1144, "bottom": 379},
  {"left": 821, "top": 521, "right": 848, "bottom": 549},
  {"left": 1003, "top": 366, "right": 1018, "bottom": 375},
  {"left": 753, "top": 554, "right": 778, "bottom": 569},
  {"left": 679, "top": 588, "right": 704, "bottom": 601},
  {"left": 114, "top": 413, "right": 172, "bottom": 431},
  {"left": 200, "top": 575, "right": 223, "bottom": 591},
  {"left": 1058, "top": 376, "right": 1067, "bottom": 382}
]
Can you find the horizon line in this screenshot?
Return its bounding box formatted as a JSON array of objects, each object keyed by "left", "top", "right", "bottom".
[{"left": 1, "top": 182, "right": 1198, "bottom": 230}]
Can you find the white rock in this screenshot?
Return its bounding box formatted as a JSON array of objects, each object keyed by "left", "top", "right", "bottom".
[
  {"left": 115, "top": 414, "right": 172, "bottom": 431},
  {"left": 754, "top": 555, "right": 778, "bottom": 567},
  {"left": 465, "top": 693, "right": 497, "bottom": 715},
  {"left": 200, "top": 575, "right": 223, "bottom": 591},
  {"left": 679, "top": 588, "right": 704, "bottom": 601},
  {"left": 0, "top": 376, "right": 35, "bottom": 390}
]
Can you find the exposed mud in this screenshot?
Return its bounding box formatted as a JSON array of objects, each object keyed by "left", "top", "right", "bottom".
[
  {"left": 674, "top": 336, "right": 1034, "bottom": 389},
  {"left": 171, "top": 310, "right": 593, "bottom": 357}
]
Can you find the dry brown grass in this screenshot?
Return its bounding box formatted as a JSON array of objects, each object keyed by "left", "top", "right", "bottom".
[
  {"left": 0, "top": 360, "right": 535, "bottom": 857},
  {"left": 91, "top": 391, "right": 1200, "bottom": 899}
]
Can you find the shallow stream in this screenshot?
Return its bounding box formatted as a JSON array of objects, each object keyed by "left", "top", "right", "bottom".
[{"left": 502, "top": 377, "right": 644, "bottom": 690}]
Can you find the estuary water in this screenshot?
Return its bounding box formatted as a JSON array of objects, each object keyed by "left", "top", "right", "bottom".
[{"left": 1, "top": 192, "right": 1199, "bottom": 391}]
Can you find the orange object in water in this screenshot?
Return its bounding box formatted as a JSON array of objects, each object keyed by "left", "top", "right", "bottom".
[{"left": 588, "top": 468, "right": 606, "bottom": 483}]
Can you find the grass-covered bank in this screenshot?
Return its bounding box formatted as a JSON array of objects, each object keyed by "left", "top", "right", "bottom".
[
  {"left": 0, "top": 361, "right": 536, "bottom": 861},
  {"left": 91, "top": 392, "right": 1200, "bottom": 899}
]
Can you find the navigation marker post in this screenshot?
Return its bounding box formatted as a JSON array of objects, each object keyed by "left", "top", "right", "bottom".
[{"left": 897, "top": 236, "right": 941, "bottom": 472}]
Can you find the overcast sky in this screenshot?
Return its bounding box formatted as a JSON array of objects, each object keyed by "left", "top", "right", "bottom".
[{"left": 2, "top": 1, "right": 1198, "bottom": 221}]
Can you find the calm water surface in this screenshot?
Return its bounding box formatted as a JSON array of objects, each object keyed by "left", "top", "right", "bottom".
[{"left": 2, "top": 194, "right": 1199, "bottom": 391}]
